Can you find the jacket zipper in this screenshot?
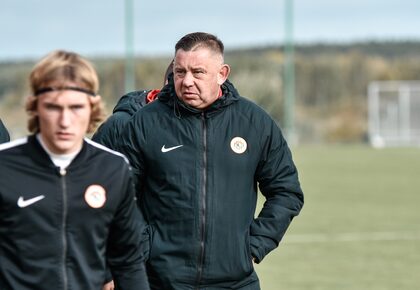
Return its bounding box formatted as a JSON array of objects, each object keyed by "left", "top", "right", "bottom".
[
  {"left": 196, "top": 113, "right": 207, "bottom": 289},
  {"left": 60, "top": 167, "right": 68, "bottom": 290}
]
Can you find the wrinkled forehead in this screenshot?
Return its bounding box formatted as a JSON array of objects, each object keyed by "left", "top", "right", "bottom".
[{"left": 174, "top": 47, "right": 224, "bottom": 67}]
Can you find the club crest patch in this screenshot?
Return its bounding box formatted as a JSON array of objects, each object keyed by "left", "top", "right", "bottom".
[
  {"left": 230, "top": 137, "right": 247, "bottom": 154},
  {"left": 84, "top": 185, "right": 106, "bottom": 208}
]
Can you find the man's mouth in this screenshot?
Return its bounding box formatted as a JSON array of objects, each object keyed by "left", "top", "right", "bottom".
[
  {"left": 183, "top": 92, "right": 197, "bottom": 98},
  {"left": 56, "top": 132, "right": 73, "bottom": 139}
]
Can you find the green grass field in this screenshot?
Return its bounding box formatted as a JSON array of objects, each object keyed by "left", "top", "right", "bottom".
[{"left": 255, "top": 145, "right": 420, "bottom": 290}]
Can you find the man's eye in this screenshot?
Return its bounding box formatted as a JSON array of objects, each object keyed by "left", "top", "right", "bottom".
[
  {"left": 71, "top": 105, "right": 85, "bottom": 110},
  {"left": 45, "top": 104, "right": 61, "bottom": 111}
]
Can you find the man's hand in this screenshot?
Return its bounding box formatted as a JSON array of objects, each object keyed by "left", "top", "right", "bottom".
[{"left": 102, "top": 280, "right": 114, "bottom": 290}]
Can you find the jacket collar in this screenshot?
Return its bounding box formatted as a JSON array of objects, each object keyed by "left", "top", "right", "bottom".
[{"left": 27, "top": 134, "right": 89, "bottom": 172}]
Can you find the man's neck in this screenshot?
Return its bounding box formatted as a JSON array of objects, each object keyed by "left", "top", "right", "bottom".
[{"left": 36, "top": 134, "right": 81, "bottom": 169}]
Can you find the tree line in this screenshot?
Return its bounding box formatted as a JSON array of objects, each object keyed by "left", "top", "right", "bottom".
[{"left": 1, "top": 40, "right": 420, "bottom": 143}]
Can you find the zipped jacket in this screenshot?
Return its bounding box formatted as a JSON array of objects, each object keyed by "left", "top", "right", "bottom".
[
  {"left": 117, "top": 79, "right": 304, "bottom": 289},
  {"left": 0, "top": 135, "right": 149, "bottom": 290}
]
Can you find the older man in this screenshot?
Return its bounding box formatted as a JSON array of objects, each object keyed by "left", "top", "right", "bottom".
[{"left": 117, "top": 32, "right": 304, "bottom": 290}]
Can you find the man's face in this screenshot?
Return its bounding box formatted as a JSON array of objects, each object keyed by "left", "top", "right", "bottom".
[
  {"left": 173, "top": 47, "right": 229, "bottom": 109},
  {"left": 36, "top": 87, "right": 91, "bottom": 154}
]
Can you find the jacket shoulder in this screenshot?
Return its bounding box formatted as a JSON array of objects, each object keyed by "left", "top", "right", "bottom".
[
  {"left": 92, "top": 112, "right": 130, "bottom": 147},
  {"left": 0, "top": 137, "right": 27, "bottom": 154},
  {"left": 235, "top": 96, "right": 278, "bottom": 124},
  {"left": 85, "top": 138, "right": 130, "bottom": 166},
  {"left": 113, "top": 90, "right": 150, "bottom": 114},
  {"left": 0, "top": 137, "right": 30, "bottom": 171}
]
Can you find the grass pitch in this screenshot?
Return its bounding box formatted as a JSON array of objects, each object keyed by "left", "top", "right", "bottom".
[{"left": 255, "top": 145, "right": 420, "bottom": 290}]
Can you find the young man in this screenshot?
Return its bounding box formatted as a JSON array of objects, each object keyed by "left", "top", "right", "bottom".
[
  {"left": 116, "top": 32, "right": 304, "bottom": 289},
  {"left": 0, "top": 119, "right": 9, "bottom": 143},
  {"left": 0, "top": 50, "right": 149, "bottom": 290}
]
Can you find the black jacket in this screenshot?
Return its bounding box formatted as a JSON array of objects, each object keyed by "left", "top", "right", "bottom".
[
  {"left": 92, "top": 90, "right": 151, "bottom": 148},
  {"left": 0, "top": 119, "right": 9, "bottom": 144},
  {"left": 0, "top": 135, "right": 149, "bottom": 290},
  {"left": 116, "top": 78, "right": 304, "bottom": 289}
]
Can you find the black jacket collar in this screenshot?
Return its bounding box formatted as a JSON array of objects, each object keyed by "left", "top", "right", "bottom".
[{"left": 26, "top": 134, "right": 89, "bottom": 172}]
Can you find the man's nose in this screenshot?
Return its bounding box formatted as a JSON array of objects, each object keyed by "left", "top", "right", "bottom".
[
  {"left": 59, "top": 109, "right": 72, "bottom": 127},
  {"left": 182, "top": 72, "right": 194, "bottom": 86}
]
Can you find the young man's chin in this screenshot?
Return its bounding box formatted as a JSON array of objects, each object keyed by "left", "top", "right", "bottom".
[{"left": 51, "top": 139, "right": 81, "bottom": 155}]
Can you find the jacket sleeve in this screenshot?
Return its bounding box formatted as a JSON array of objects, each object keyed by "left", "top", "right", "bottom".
[
  {"left": 250, "top": 120, "right": 304, "bottom": 263},
  {"left": 113, "top": 113, "right": 151, "bottom": 261},
  {"left": 114, "top": 113, "right": 146, "bottom": 195},
  {"left": 107, "top": 165, "right": 150, "bottom": 290}
]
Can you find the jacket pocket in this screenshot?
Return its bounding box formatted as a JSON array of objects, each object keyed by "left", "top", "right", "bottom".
[{"left": 208, "top": 229, "right": 254, "bottom": 282}]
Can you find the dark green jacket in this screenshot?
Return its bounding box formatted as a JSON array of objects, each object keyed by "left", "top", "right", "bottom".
[
  {"left": 117, "top": 79, "right": 304, "bottom": 290},
  {"left": 0, "top": 119, "right": 10, "bottom": 144},
  {"left": 92, "top": 90, "right": 150, "bottom": 148}
]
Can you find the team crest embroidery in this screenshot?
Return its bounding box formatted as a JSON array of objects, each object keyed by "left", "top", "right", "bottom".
[
  {"left": 84, "top": 185, "right": 106, "bottom": 208},
  {"left": 230, "top": 137, "right": 247, "bottom": 154}
]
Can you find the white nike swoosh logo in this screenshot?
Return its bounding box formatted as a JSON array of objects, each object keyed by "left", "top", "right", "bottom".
[
  {"left": 161, "top": 144, "right": 183, "bottom": 153},
  {"left": 17, "top": 195, "right": 45, "bottom": 208}
]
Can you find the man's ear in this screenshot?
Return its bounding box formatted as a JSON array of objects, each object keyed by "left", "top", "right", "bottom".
[{"left": 217, "top": 64, "right": 230, "bottom": 85}]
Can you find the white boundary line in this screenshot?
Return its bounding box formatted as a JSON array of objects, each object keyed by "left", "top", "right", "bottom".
[{"left": 284, "top": 231, "right": 420, "bottom": 244}]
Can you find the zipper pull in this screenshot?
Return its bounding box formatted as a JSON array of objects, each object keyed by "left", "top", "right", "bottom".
[{"left": 60, "top": 168, "right": 67, "bottom": 176}]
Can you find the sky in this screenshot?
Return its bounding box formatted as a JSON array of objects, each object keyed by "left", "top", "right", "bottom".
[{"left": 1, "top": 0, "right": 419, "bottom": 61}]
